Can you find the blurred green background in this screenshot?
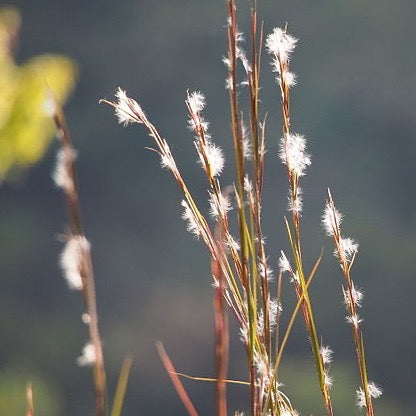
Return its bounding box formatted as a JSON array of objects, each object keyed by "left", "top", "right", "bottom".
[{"left": 1, "top": 0, "right": 415, "bottom": 414}]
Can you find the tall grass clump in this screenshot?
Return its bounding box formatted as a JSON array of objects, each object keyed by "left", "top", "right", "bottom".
[
  {"left": 46, "top": 1, "right": 381, "bottom": 415},
  {"left": 101, "top": 1, "right": 383, "bottom": 415},
  {"left": 100, "top": 1, "right": 382, "bottom": 415}
]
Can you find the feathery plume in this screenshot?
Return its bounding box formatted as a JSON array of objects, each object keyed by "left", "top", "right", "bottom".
[
  {"left": 110, "top": 87, "right": 147, "bottom": 126},
  {"left": 59, "top": 235, "right": 90, "bottom": 290},
  {"left": 52, "top": 148, "right": 77, "bottom": 193},
  {"left": 266, "top": 27, "right": 298, "bottom": 64},
  {"left": 181, "top": 200, "right": 201, "bottom": 238},
  {"left": 77, "top": 342, "right": 97, "bottom": 367},
  {"left": 279, "top": 133, "right": 311, "bottom": 177},
  {"left": 356, "top": 382, "right": 382, "bottom": 408}
]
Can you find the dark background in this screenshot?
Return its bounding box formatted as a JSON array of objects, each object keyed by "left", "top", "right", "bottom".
[{"left": 1, "top": 0, "right": 415, "bottom": 414}]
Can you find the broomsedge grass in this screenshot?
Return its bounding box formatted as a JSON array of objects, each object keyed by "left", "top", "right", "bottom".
[{"left": 101, "top": 1, "right": 382, "bottom": 415}]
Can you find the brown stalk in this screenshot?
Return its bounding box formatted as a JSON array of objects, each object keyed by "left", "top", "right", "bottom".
[
  {"left": 247, "top": 2, "right": 272, "bottom": 362},
  {"left": 262, "top": 255, "right": 321, "bottom": 413},
  {"left": 327, "top": 191, "right": 374, "bottom": 416},
  {"left": 274, "top": 32, "right": 335, "bottom": 416},
  {"left": 226, "top": 0, "right": 249, "bottom": 288},
  {"left": 156, "top": 342, "right": 199, "bottom": 416},
  {"left": 26, "top": 383, "right": 34, "bottom": 416},
  {"left": 53, "top": 106, "right": 107, "bottom": 416},
  {"left": 226, "top": 1, "right": 257, "bottom": 414},
  {"left": 212, "top": 226, "right": 229, "bottom": 416}
]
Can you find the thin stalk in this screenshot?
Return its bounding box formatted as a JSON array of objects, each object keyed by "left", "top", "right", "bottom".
[
  {"left": 271, "top": 26, "right": 334, "bottom": 411},
  {"left": 248, "top": 7, "right": 272, "bottom": 360},
  {"left": 156, "top": 342, "right": 199, "bottom": 416},
  {"left": 262, "top": 254, "right": 321, "bottom": 413},
  {"left": 26, "top": 383, "right": 34, "bottom": 416},
  {"left": 327, "top": 191, "right": 375, "bottom": 415},
  {"left": 53, "top": 106, "right": 107, "bottom": 416},
  {"left": 284, "top": 218, "right": 334, "bottom": 416},
  {"left": 212, "top": 225, "right": 229, "bottom": 416},
  {"left": 111, "top": 356, "right": 133, "bottom": 416},
  {"left": 226, "top": 1, "right": 256, "bottom": 413}
]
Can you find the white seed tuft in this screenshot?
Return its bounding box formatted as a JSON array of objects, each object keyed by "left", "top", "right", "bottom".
[
  {"left": 59, "top": 235, "right": 90, "bottom": 291},
  {"left": 181, "top": 200, "right": 201, "bottom": 238},
  {"left": 322, "top": 201, "right": 343, "bottom": 237},
  {"left": 324, "top": 371, "right": 333, "bottom": 389},
  {"left": 113, "top": 87, "right": 147, "bottom": 126},
  {"left": 278, "top": 251, "right": 291, "bottom": 273},
  {"left": 203, "top": 142, "right": 225, "bottom": 177},
  {"left": 356, "top": 382, "right": 382, "bottom": 408},
  {"left": 76, "top": 342, "right": 96, "bottom": 367},
  {"left": 209, "top": 192, "right": 232, "bottom": 220},
  {"left": 346, "top": 314, "right": 363, "bottom": 328},
  {"left": 52, "top": 148, "right": 77, "bottom": 193},
  {"left": 186, "top": 91, "right": 206, "bottom": 114},
  {"left": 266, "top": 28, "right": 297, "bottom": 64},
  {"left": 320, "top": 345, "right": 333, "bottom": 365},
  {"left": 279, "top": 133, "right": 311, "bottom": 177},
  {"left": 337, "top": 237, "right": 359, "bottom": 261},
  {"left": 288, "top": 188, "right": 303, "bottom": 214}
]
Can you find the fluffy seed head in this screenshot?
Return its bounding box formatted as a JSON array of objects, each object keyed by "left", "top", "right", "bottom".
[
  {"left": 281, "top": 70, "right": 297, "bottom": 87},
  {"left": 266, "top": 27, "right": 298, "bottom": 64},
  {"left": 288, "top": 188, "right": 303, "bottom": 214},
  {"left": 243, "top": 175, "right": 253, "bottom": 195},
  {"left": 278, "top": 251, "right": 291, "bottom": 273},
  {"left": 226, "top": 233, "right": 240, "bottom": 252},
  {"left": 258, "top": 261, "right": 274, "bottom": 282},
  {"left": 82, "top": 313, "right": 91, "bottom": 324},
  {"left": 343, "top": 283, "right": 364, "bottom": 309},
  {"left": 356, "top": 388, "right": 366, "bottom": 408},
  {"left": 368, "top": 382, "right": 383, "bottom": 398},
  {"left": 241, "top": 125, "right": 252, "bottom": 159},
  {"left": 76, "top": 342, "right": 96, "bottom": 367},
  {"left": 239, "top": 325, "right": 249, "bottom": 345},
  {"left": 269, "top": 298, "right": 282, "bottom": 330},
  {"left": 112, "top": 87, "right": 147, "bottom": 126},
  {"left": 181, "top": 200, "right": 201, "bottom": 238},
  {"left": 186, "top": 91, "right": 206, "bottom": 114},
  {"left": 322, "top": 201, "right": 343, "bottom": 237},
  {"left": 291, "top": 271, "right": 300, "bottom": 285},
  {"left": 279, "top": 133, "right": 311, "bottom": 177},
  {"left": 59, "top": 235, "right": 90, "bottom": 290},
  {"left": 209, "top": 192, "right": 232, "bottom": 220},
  {"left": 320, "top": 345, "right": 333, "bottom": 365},
  {"left": 52, "top": 148, "right": 76, "bottom": 193},
  {"left": 200, "top": 142, "right": 225, "bottom": 177},
  {"left": 356, "top": 382, "right": 382, "bottom": 408},
  {"left": 338, "top": 237, "right": 359, "bottom": 261},
  {"left": 346, "top": 314, "right": 363, "bottom": 328},
  {"left": 324, "top": 371, "right": 333, "bottom": 389}
]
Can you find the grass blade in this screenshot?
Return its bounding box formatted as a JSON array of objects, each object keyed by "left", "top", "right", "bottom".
[{"left": 111, "top": 356, "right": 133, "bottom": 416}]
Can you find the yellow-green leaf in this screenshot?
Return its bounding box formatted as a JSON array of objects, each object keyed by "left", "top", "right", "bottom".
[{"left": 0, "top": 7, "right": 77, "bottom": 180}]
